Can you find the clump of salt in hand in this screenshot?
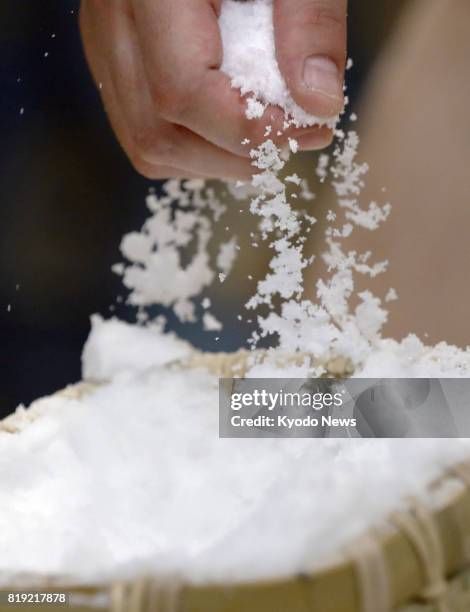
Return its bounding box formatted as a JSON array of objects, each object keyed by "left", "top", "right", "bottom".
[{"left": 219, "top": 0, "right": 338, "bottom": 128}]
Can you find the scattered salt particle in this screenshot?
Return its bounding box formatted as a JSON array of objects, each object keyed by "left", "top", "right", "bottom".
[
  {"left": 386, "top": 288, "right": 398, "bottom": 302},
  {"left": 241, "top": 138, "right": 250, "bottom": 146},
  {"left": 7, "top": 304, "right": 11, "bottom": 313},
  {"left": 326, "top": 210, "right": 336, "bottom": 222},
  {"left": 285, "top": 173, "right": 301, "bottom": 186},
  {"left": 137, "top": 310, "right": 149, "bottom": 324},
  {"left": 341, "top": 223, "right": 353, "bottom": 237},
  {"left": 15, "top": 284, "right": 20, "bottom": 291},
  {"left": 218, "top": 273, "right": 226, "bottom": 283},
  {"left": 288, "top": 138, "right": 299, "bottom": 154},
  {"left": 317, "top": 154, "right": 330, "bottom": 182},
  {"left": 19, "top": 108, "right": 24, "bottom": 116},
  {"left": 217, "top": 238, "right": 238, "bottom": 275},
  {"left": 246, "top": 97, "right": 266, "bottom": 120},
  {"left": 202, "top": 297, "right": 211, "bottom": 310},
  {"left": 44, "top": 52, "right": 49, "bottom": 58},
  {"left": 203, "top": 312, "right": 223, "bottom": 332},
  {"left": 350, "top": 113, "right": 357, "bottom": 122},
  {"left": 335, "top": 128, "right": 345, "bottom": 140},
  {"left": 51, "top": 33, "right": 56, "bottom": 39},
  {"left": 112, "top": 263, "right": 124, "bottom": 275},
  {"left": 346, "top": 58, "right": 354, "bottom": 70},
  {"left": 264, "top": 125, "right": 272, "bottom": 137},
  {"left": 248, "top": 275, "right": 253, "bottom": 280},
  {"left": 300, "top": 180, "right": 315, "bottom": 201},
  {"left": 174, "top": 301, "right": 196, "bottom": 323}
]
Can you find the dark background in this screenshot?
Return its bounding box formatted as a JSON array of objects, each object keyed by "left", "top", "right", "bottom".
[{"left": 0, "top": 1, "right": 406, "bottom": 416}]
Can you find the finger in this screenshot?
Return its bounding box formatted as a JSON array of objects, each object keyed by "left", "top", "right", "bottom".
[
  {"left": 130, "top": 0, "right": 331, "bottom": 156},
  {"left": 81, "top": 1, "right": 254, "bottom": 181},
  {"left": 187, "top": 69, "right": 333, "bottom": 155},
  {"left": 80, "top": 2, "right": 205, "bottom": 179},
  {"left": 273, "top": 0, "right": 347, "bottom": 118},
  {"left": 295, "top": 128, "right": 334, "bottom": 151}
]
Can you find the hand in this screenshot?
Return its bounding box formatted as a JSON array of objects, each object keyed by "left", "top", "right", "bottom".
[
  {"left": 80, "top": 0, "right": 347, "bottom": 180},
  {"left": 274, "top": 0, "right": 347, "bottom": 150}
]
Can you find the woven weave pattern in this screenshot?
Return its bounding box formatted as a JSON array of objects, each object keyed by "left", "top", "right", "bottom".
[{"left": 399, "top": 566, "right": 470, "bottom": 611}]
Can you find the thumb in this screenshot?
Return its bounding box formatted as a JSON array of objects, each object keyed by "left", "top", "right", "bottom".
[{"left": 273, "top": 0, "right": 347, "bottom": 119}]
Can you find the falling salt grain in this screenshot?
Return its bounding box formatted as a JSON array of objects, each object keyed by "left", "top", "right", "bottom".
[
  {"left": 285, "top": 173, "right": 302, "bottom": 186},
  {"left": 203, "top": 312, "right": 223, "bottom": 332},
  {"left": 112, "top": 263, "right": 124, "bottom": 275},
  {"left": 288, "top": 138, "right": 299, "bottom": 154}
]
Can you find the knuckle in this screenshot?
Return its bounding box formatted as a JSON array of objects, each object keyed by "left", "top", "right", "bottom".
[
  {"left": 133, "top": 129, "right": 176, "bottom": 165},
  {"left": 130, "top": 155, "right": 162, "bottom": 180},
  {"left": 150, "top": 84, "right": 189, "bottom": 122},
  {"left": 304, "top": 2, "right": 345, "bottom": 30}
]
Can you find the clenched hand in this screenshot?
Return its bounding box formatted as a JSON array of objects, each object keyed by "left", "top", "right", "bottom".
[{"left": 80, "top": 0, "right": 347, "bottom": 180}]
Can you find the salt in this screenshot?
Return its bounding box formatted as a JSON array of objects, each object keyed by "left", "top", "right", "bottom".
[
  {"left": 1, "top": 319, "right": 469, "bottom": 584},
  {"left": 81, "top": 315, "right": 191, "bottom": 382},
  {"left": 202, "top": 312, "right": 223, "bottom": 332},
  {"left": 1, "top": 0, "right": 470, "bottom": 589},
  {"left": 220, "top": 0, "right": 338, "bottom": 128}
]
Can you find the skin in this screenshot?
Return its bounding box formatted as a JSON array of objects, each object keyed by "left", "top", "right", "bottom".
[{"left": 80, "top": 0, "right": 347, "bottom": 180}]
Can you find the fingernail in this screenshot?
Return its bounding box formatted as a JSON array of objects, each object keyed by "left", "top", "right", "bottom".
[
  {"left": 303, "top": 56, "right": 342, "bottom": 100},
  {"left": 296, "top": 131, "right": 333, "bottom": 151}
]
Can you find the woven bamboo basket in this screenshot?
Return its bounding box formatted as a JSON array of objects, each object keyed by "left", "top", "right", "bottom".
[{"left": 2, "top": 349, "right": 470, "bottom": 612}]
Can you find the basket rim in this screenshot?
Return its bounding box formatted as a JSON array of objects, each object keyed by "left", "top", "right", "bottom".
[{"left": 2, "top": 354, "right": 470, "bottom": 612}]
